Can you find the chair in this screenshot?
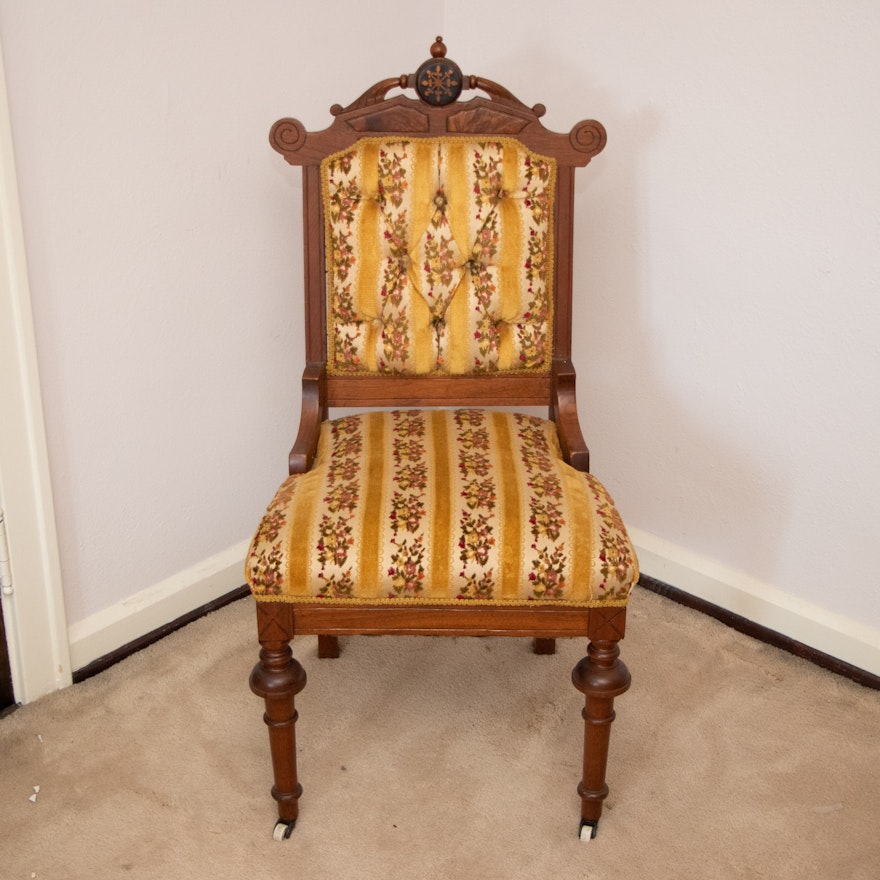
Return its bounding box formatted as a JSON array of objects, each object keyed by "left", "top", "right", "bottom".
[{"left": 246, "top": 37, "right": 638, "bottom": 842}]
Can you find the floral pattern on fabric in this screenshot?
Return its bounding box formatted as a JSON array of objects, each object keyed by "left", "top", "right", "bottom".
[
  {"left": 585, "top": 473, "right": 640, "bottom": 600},
  {"left": 246, "top": 410, "right": 638, "bottom": 607},
  {"left": 322, "top": 139, "right": 556, "bottom": 375},
  {"left": 315, "top": 416, "right": 362, "bottom": 598},
  {"left": 514, "top": 413, "right": 569, "bottom": 598},
  {"left": 387, "top": 410, "right": 429, "bottom": 596},
  {"left": 454, "top": 410, "right": 497, "bottom": 599},
  {"left": 246, "top": 478, "right": 297, "bottom": 597}
]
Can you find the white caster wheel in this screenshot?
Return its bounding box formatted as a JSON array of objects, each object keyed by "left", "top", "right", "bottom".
[
  {"left": 579, "top": 820, "right": 597, "bottom": 842},
  {"left": 273, "top": 819, "right": 295, "bottom": 841}
]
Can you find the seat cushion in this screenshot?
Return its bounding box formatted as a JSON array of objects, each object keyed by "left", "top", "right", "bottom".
[{"left": 246, "top": 410, "right": 638, "bottom": 606}]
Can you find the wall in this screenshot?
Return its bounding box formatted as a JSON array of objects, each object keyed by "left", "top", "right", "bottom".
[
  {"left": 0, "top": 2, "right": 440, "bottom": 671},
  {"left": 0, "top": 2, "right": 877, "bottom": 680},
  {"left": 445, "top": 1, "right": 880, "bottom": 670}
]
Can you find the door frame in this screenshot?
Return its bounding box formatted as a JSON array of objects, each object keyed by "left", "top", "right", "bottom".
[{"left": 0, "top": 42, "right": 71, "bottom": 704}]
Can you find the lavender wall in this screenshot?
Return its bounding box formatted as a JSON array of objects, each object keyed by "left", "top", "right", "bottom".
[{"left": 1, "top": 2, "right": 878, "bottom": 669}]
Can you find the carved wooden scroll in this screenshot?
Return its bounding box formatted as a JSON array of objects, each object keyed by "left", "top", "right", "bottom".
[{"left": 270, "top": 37, "right": 606, "bottom": 167}]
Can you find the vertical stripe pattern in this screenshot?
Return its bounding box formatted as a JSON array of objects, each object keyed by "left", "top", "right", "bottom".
[
  {"left": 246, "top": 410, "right": 638, "bottom": 607},
  {"left": 322, "top": 138, "right": 556, "bottom": 376}
]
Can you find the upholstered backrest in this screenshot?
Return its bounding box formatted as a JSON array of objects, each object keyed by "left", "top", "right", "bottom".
[
  {"left": 323, "top": 137, "right": 556, "bottom": 376},
  {"left": 269, "top": 38, "right": 606, "bottom": 418}
]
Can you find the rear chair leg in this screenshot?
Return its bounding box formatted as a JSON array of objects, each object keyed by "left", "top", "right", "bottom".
[
  {"left": 571, "top": 638, "right": 630, "bottom": 839},
  {"left": 250, "top": 640, "right": 306, "bottom": 839},
  {"left": 317, "top": 635, "right": 340, "bottom": 658}
]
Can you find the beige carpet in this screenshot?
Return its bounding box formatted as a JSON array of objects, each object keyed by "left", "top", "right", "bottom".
[{"left": 1, "top": 588, "right": 878, "bottom": 879}]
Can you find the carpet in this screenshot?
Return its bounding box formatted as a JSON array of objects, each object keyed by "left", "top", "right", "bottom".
[{"left": 1, "top": 588, "right": 878, "bottom": 879}]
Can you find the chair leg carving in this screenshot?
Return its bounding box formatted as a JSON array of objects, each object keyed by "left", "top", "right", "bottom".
[
  {"left": 249, "top": 640, "right": 307, "bottom": 831},
  {"left": 571, "top": 638, "right": 631, "bottom": 838}
]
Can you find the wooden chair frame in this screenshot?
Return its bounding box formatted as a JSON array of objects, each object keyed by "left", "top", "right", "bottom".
[{"left": 249, "top": 38, "right": 630, "bottom": 842}]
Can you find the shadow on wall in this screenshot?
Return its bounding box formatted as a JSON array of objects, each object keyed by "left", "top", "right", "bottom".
[{"left": 564, "top": 78, "right": 792, "bottom": 589}]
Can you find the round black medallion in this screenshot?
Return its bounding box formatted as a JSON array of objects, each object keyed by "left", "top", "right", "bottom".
[{"left": 416, "top": 56, "right": 463, "bottom": 106}]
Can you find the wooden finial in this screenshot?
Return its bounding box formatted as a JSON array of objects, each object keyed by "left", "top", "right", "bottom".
[{"left": 431, "top": 37, "right": 446, "bottom": 58}]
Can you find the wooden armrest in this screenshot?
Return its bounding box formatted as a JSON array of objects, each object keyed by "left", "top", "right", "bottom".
[
  {"left": 551, "top": 359, "right": 591, "bottom": 472},
  {"left": 288, "top": 363, "right": 327, "bottom": 474}
]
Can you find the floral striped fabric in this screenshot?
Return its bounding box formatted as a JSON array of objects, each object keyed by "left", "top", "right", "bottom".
[
  {"left": 323, "top": 138, "right": 555, "bottom": 375},
  {"left": 246, "top": 410, "right": 637, "bottom": 606}
]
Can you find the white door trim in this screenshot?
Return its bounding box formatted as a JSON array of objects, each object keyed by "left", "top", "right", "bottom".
[{"left": 0, "top": 42, "right": 71, "bottom": 703}]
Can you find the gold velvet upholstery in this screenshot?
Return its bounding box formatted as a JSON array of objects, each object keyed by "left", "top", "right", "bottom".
[
  {"left": 247, "top": 135, "right": 637, "bottom": 610},
  {"left": 323, "top": 138, "right": 555, "bottom": 375},
  {"left": 247, "top": 409, "right": 637, "bottom": 606}
]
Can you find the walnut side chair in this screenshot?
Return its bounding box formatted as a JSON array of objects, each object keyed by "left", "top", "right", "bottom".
[{"left": 246, "top": 37, "right": 639, "bottom": 843}]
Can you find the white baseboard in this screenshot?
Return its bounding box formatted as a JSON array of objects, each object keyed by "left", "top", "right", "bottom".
[
  {"left": 67, "top": 540, "right": 251, "bottom": 671},
  {"left": 630, "top": 527, "right": 880, "bottom": 678},
  {"left": 65, "top": 531, "right": 879, "bottom": 680}
]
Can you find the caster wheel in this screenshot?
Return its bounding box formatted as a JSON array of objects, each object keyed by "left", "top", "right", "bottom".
[
  {"left": 579, "top": 820, "right": 597, "bottom": 842},
  {"left": 273, "top": 819, "right": 296, "bottom": 841}
]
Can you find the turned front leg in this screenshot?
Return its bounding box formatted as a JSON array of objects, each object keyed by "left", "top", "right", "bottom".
[
  {"left": 249, "top": 640, "right": 307, "bottom": 826},
  {"left": 571, "top": 639, "right": 630, "bottom": 837}
]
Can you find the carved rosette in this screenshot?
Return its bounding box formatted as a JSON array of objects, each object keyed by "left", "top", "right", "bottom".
[
  {"left": 416, "top": 39, "right": 463, "bottom": 106},
  {"left": 269, "top": 40, "right": 609, "bottom": 168}
]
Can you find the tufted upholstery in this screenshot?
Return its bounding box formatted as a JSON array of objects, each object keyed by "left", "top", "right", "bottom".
[
  {"left": 247, "top": 409, "right": 637, "bottom": 606},
  {"left": 323, "top": 138, "right": 556, "bottom": 375}
]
